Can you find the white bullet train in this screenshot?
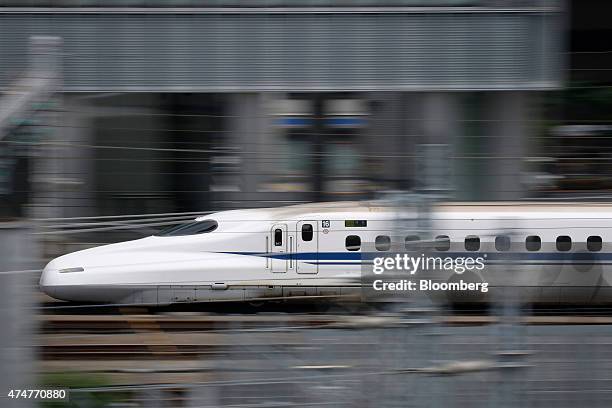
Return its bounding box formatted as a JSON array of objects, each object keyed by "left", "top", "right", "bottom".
[{"left": 39, "top": 201, "right": 612, "bottom": 305}]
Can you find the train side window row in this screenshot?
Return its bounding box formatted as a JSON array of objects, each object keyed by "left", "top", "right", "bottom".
[
  {"left": 346, "top": 234, "right": 604, "bottom": 252},
  {"left": 519, "top": 235, "right": 602, "bottom": 252},
  {"left": 442, "top": 234, "right": 601, "bottom": 252}
]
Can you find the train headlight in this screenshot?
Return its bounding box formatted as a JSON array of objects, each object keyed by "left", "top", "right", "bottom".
[{"left": 58, "top": 267, "right": 85, "bottom": 273}]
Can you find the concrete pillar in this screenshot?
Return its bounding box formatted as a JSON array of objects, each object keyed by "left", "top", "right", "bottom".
[
  {"left": 483, "top": 92, "right": 529, "bottom": 200},
  {"left": 422, "top": 92, "right": 461, "bottom": 145},
  {"left": 164, "top": 93, "right": 214, "bottom": 213},
  {"left": 419, "top": 92, "right": 461, "bottom": 194},
  {"left": 61, "top": 95, "right": 96, "bottom": 218},
  {"left": 366, "top": 92, "right": 420, "bottom": 190},
  {"left": 27, "top": 37, "right": 63, "bottom": 220},
  {"left": 225, "top": 93, "right": 274, "bottom": 208}
]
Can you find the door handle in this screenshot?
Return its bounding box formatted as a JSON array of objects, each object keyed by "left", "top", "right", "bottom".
[
  {"left": 265, "top": 236, "right": 269, "bottom": 268},
  {"left": 289, "top": 237, "right": 293, "bottom": 268}
]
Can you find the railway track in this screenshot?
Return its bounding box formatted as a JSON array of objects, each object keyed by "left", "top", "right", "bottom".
[
  {"left": 34, "top": 310, "right": 612, "bottom": 404},
  {"left": 36, "top": 313, "right": 612, "bottom": 360},
  {"left": 39, "top": 313, "right": 612, "bottom": 333}
]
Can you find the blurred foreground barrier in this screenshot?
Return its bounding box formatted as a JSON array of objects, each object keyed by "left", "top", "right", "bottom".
[{"left": 0, "top": 224, "right": 38, "bottom": 408}]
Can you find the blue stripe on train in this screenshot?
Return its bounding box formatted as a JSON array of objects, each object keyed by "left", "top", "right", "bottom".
[{"left": 221, "top": 251, "right": 610, "bottom": 262}]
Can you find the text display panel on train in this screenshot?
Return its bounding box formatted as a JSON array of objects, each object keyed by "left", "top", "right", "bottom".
[{"left": 296, "top": 221, "right": 318, "bottom": 274}]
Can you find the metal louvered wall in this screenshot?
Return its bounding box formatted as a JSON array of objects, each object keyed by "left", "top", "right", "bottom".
[{"left": 0, "top": 7, "right": 564, "bottom": 92}]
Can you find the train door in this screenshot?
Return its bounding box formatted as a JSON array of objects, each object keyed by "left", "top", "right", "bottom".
[
  {"left": 271, "top": 224, "right": 288, "bottom": 273},
  {"left": 296, "top": 221, "right": 318, "bottom": 274}
]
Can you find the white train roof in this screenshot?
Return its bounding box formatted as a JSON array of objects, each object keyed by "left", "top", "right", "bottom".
[{"left": 196, "top": 201, "right": 612, "bottom": 223}]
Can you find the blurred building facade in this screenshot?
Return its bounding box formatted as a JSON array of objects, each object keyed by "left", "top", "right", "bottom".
[{"left": 0, "top": 1, "right": 565, "bottom": 217}]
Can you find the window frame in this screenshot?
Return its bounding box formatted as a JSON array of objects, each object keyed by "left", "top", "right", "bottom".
[
  {"left": 301, "top": 223, "right": 313, "bottom": 241},
  {"left": 274, "top": 228, "right": 283, "bottom": 246},
  {"left": 525, "top": 235, "right": 541, "bottom": 252},
  {"left": 375, "top": 235, "right": 391, "bottom": 251},
  {"left": 495, "top": 235, "right": 511, "bottom": 252},
  {"left": 405, "top": 235, "right": 420, "bottom": 251},
  {"left": 556, "top": 235, "right": 572, "bottom": 252},
  {"left": 464, "top": 235, "right": 480, "bottom": 252},
  {"left": 345, "top": 235, "right": 361, "bottom": 252},
  {"left": 587, "top": 235, "right": 603, "bottom": 252},
  {"left": 434, "top": 235, "right": 450, "bottom": 252}
]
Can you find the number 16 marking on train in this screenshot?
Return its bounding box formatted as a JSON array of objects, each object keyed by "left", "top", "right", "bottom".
[{"left": 322, "top": 220, "right": 330, "bottom": 228}]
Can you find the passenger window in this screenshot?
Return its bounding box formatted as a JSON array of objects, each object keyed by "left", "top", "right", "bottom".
[
  {"left": 301, "top": 224, "right": 313, "bottom": 241},
  {"left": 587, "top": 235, "right": 602, "bottom": 252},
  {"left": 346, "top": 235, "right": 361, "bottom": 251},
  {"left": 375, "top": 235, "right": 391, "bottom": 251},
  {"left": 525, "top": 235, "right": 541, "bottom": 251},
  {"left": 465, "top": 236, "right": 480, "bottom": 251},
  {"left": 556, "top": 235, "right": 571, "bottom": 252},
  {"left": 405, "top": 235, "right": 420, "bottom": 251},
  {"left": 434, "top": 235, "right": 450, "bottom": 251},
  {"left": 274, "top": 229, "right": 283, "bottom": 246},
  {"left": 495, "top": 235, "right": 511, "bottom": 251}
]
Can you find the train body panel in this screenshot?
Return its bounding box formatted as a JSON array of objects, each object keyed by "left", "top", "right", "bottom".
[{"left": 39, "top": 201, "right": 612, "bottom": 305}]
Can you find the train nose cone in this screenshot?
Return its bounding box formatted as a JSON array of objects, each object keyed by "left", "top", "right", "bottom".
[
  {"left": 40, "top": 249, "right": 96, "bottom": 302},
  {"left": 38, "top": 258, "right": 62, "bottom": 299},
  {"left": 39, "top": 259, "right": 59, "bottom": 298},
  {"left": 39, "top": 258, "right": 85, "bottom": 300}
]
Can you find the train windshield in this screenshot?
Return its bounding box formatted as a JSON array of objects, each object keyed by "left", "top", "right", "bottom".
[{"left": 155, "top": 219, "right": 218, "bottom": 237}]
